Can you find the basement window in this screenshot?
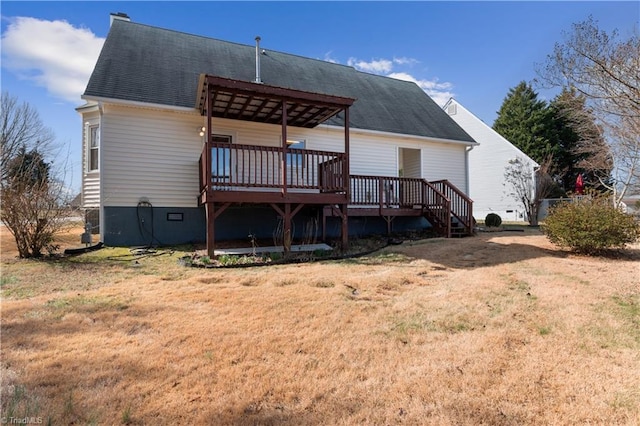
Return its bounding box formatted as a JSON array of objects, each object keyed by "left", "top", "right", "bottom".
[{"left": 167, "top": 212, "right": 184, "bottom": 221}]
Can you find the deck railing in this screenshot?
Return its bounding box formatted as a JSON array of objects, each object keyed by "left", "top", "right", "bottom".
[
  {"left": 198, "top": 144, "right": 471, "bottom": 237},
  {"left": 318, "top": 156, "right": 346, "bottom": 193},
  {"left": 349, "top": 175, "right": 461, "bottom": 237},
  {"left": 430, "top": 180, "right": 474, "bottom": 234},
  {"left": 422, "top": 180, "right": 452, "bottom": 237},
  {"left": 199, "top": 143, "right": 347, "bottom": 192},
  {"left": 349, "top": 175, "right": 424, "bottom": 207}
]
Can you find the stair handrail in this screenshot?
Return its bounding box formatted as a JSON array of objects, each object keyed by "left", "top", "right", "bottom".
[
  {"left": 422, "top": 180, "right": 451, "bottom": 238},
  {"left": 430, "top": 180, "right": 473, "bottom": 235}
]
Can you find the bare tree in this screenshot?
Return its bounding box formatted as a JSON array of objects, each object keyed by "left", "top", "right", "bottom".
[
  {"left": 536, "top": 17, "right": 640, "bottom": 206},
  {"left": 1, "top": 93, "right": 69, "bottom": 258},
  {"left": 1, "top": 92, "right": 55, "bottom": 181},
  {"left": 504, "top": 156, "right": 557, "bottom": 226}
]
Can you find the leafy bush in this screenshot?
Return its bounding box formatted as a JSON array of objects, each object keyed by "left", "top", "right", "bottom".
[
  {"left": 485, "top": 213, "right": 502, "bottom": 228},
  {"left": 542, "top": 194, "right": 640, "bottom": 254}
]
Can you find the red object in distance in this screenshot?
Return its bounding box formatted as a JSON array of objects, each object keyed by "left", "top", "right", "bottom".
[{"left": 575, "top": 174, "right": 584, "bottom": 195}]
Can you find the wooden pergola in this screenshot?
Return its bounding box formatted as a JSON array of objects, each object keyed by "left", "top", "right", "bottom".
[{"left": 196, "top": 75, "right": 356, "bottom": 257}]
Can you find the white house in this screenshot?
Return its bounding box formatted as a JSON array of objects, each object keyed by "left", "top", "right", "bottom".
[
  {"left": 443, "top": 98, "right": 538, "bottom": 222},
  {"left": 79, "top": 15, "right": 477, "bottom": 256}
]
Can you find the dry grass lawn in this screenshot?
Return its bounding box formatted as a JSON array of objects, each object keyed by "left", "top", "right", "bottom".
[{"left": 1, "top": 224, "right": 639, "bottom": 425}]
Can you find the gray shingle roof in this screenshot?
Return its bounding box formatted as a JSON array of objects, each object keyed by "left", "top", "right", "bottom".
[{"left": 84, "top": 20, "right": 475, "bottom": 143}]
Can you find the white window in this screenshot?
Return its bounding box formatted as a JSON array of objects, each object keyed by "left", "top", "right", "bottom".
[
  {"left": 211, "top": 134, "right": 233, "bottom": 182},
  {"left": 88, "top": 125, "right": 99, "bottom": 171},
  {"left": 286, "top": 139, "right": 306, "bottom": 167}
]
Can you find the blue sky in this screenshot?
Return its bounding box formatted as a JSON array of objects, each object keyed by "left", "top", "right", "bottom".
[{"left": 2, "top": 1, "right": 638, "bottom": 192}]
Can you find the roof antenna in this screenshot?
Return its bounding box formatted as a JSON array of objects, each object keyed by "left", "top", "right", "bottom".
[{"left": 255, "top": 36, "right": 263, "bottom": 84}]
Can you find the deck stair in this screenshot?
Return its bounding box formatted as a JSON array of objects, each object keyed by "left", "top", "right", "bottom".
[{"left": 324, "top": 176, "right": 474, "bottom": 238}]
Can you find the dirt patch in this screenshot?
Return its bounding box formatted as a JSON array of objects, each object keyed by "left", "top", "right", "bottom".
[{"left": 2, "top": 225, "right": 639, "bottom": 424}]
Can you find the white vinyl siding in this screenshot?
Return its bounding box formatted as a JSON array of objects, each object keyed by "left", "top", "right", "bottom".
[
  {"left": 82, "top": 114, "right": 100, "bottom": 208},
  {"left": 350, "top": 136, "right": 397, "bottom": 176},
  {"left": 94, "top": 106, "right": 470, "bottom": 208},
  {"left": 444, "top": 99, "right": 537, "bottom": 220},
  {"left": 82, "top": 178, "right": 101, "bottom": 208},
  {"left": 422, "top": 143, "right": 467, "bottom": 192},
  {"left": 209, "top": 119, "right": 466, "bottom": 183},
  {"left": 101, "top": 105, "right": 203, "bottom": 207}
]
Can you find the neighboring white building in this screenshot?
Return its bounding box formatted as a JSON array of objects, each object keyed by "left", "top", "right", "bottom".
[{"left": 443, "top": 98, "right": 538, "bottom": 222}]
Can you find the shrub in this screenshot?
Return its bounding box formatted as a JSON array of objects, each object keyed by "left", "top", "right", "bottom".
[
  {"left": 485, "top": 213, "right": 502, "bottom": 228},
  {"left": 542, "top": 194, "right": 640, "bottom": 254}
]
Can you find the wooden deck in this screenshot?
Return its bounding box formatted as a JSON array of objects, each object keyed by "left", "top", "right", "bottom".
[
  {"left": 196, "top": 75, "right": 472, "bottom": 257},
  {"left": 199, "top": 143, "right": 474, "bottom": 256},
  {"left": 198, "top": 142, "right": 348, "bottom": 204}
]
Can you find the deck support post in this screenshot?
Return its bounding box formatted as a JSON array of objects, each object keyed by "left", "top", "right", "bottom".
[
  {"left": 342, "top": 108, "right": 350, "bottom": 252},
  {"left": 284, "top": 203, "right": 292, "bottom": 254},
  {"left": 340, "top": 203, "right": 348, "bottom": 250},
  {"left": 322, "top": 209, "right": 327, "bottom": 242},
  {"left": 206, "top": 202, "right": 215, "bottom": 258},
  {"left": 204, "top": 82, "right": 215, "bottom": 258},
  {"left": 270, "top": 203, "right": 305, "bottom": 254},
  {"left": 384, "top": 215, "right": 394, "bottom": 235},
  {"left": 344, "top": 108, "right": 350, "bottom": 199}
]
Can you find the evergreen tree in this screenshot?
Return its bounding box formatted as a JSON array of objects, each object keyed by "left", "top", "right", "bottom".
[
  {"left": 493, "top": 81, "right": 556, "bottom": 164},
  {"left": 548, "top": 88, "right": 612, "bottom": 192},
  {"left": 6, "top": 147, "right": 50, "bottom": 188}
]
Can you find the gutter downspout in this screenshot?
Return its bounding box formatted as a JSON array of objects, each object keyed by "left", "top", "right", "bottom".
[
  {"left": 98, "top": 101, "right": 105, "bottom": 244},
  {"left": 465, "top": 145, "right": 474, "bottom": 196}
]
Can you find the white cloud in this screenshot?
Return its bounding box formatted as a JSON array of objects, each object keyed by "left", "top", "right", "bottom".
[
  {"left": 388, "top": 72, "right": 454, "bottom": 107},
  {"left": 392, "top": 57, "right": 419, "bottom": 66},
  {"left": 344, "top": 55, "right": 454, "bottom": 105},
  {"left": 1, "top": 17, "right": 104, "bottom": 104},
  {"left": 347, "top": 57, "right": 394, "bottom": 74},
  {"left": 344, "top": 54, "right": 454, "bottom": 106},
  {"left": 323, "top": 51, "right": 339, "bottom": 64}
]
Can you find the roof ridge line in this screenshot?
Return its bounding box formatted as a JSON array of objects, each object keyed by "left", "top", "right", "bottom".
[{"left": 111, "top": 19, "right": 358, "bottom": 72}]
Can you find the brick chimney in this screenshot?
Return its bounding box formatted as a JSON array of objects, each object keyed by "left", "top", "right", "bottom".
[{"left": 110, "top": 12, "right": 130, "bottom": 27}]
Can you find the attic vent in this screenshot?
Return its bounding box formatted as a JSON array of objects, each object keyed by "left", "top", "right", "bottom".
[{"left": 447, "top": 104, "right": 457, "bottom": 115}]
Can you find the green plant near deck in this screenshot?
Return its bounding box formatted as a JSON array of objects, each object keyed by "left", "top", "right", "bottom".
[
  {"left": 311, "top": 249, "right": 332, "bottom": 259},
  {"left": 268, "top": 252, "right": 282, "bottom": 262},
  {"left": 485, "top": 213, "right": 502, "bottom": 227},
  {"left": 217, "top": 254, "right": 268, "bottom": 266},
  {"left": 542, "top": 193, "right": 640, "bottom": 254}
]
